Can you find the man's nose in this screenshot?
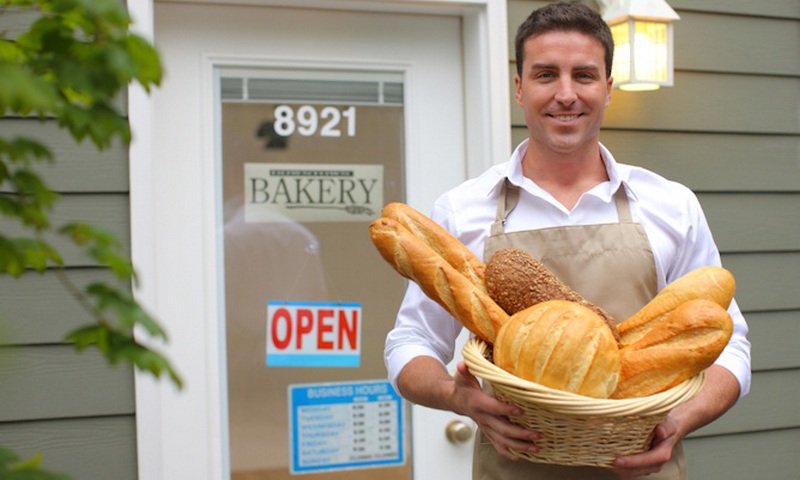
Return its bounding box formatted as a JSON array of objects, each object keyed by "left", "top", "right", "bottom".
[{"left": 554, "top": 79, "right": 577, "bottom": 105}]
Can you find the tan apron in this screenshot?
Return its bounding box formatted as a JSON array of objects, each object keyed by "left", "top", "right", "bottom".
[{"left": 473, "top": 180, "right": 686, "bottom": 479}]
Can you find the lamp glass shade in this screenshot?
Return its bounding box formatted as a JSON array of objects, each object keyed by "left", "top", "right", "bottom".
[{"left": 610, "top": 18, "right": 672, "bottom": 91}]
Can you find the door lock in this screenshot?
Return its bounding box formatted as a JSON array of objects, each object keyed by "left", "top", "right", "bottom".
[{"left": 445, "top": 420, "right": 474, "bottom": 444}]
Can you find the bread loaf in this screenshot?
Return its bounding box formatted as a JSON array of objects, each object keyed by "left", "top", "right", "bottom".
[
  {"left": 369, "top": 217, "right": 508, "bottom": 344},
  {"left": 617, "top": 266, "right": 735, "bottom": 348},
  {"left": 494, "top": 300, "right": 621, "bottom": 399},
  {"left": 382, "top": 202, "right": 486, "bottom": 291},
  {"left": 485, "top": 248, "right": 619, "bottom": 342},
  {"left": 612, "top": 298, "right": 733, "bottom": 398}
]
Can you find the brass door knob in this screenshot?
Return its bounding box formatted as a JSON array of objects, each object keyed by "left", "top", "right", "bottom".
[{"left": 445, "top": 420, "right": 473, "bottom": 444}]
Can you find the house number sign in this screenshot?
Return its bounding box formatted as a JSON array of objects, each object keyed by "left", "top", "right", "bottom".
[{"left": 273, "top": 105, "right": 357, "bottom": 138}]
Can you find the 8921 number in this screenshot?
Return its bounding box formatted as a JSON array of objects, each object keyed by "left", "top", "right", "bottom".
[{"left": 273, "top": 105, "right": 356, "bottom": 138}]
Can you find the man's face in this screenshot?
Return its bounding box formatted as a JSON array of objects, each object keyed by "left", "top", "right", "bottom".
[{"left": 514, "top": 30, "right": 613, "bottom": 158}]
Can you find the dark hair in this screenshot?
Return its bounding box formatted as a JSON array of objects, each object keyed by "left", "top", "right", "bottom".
[{"left": 514, "top": 1, "right": 614, "bottom": 78}]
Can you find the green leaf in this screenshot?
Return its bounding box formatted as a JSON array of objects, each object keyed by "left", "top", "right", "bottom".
[
  {"left": 58, "top": 0, "right": 131, "bottom": 29},
  {"left": 59, "top": 223, "right": 135, "bottom": 278},
  {"left": 64, "top": 324, "right": 105, "bottom": 351},
  {"left": 122, "top": 34, "right": 162, "bottom": 89},
  {"left": 65, "top": 324, "right": 182, "bottom": 388},
  {"left": 13, "top": 169, "right": 59, "bottom": 205},
  {"left": 8, "top": 452, "right": 43, "bottom": 470},
  {"left": 0, "top": 235, "right": 63, "bottom": 275},
  {"left": 0, "top": 39, "right": 25, "bottom": 62},
  {"left": 0, "top": 235, "right": 28, "bottom": 276},
  {"left": 84, "top": 282, "right": 166, "bottom": 338},
  {"left": 0, "top": 62, "right": 59, "bottom": 116},
  {"left": 57, "top": 103, "right": 130, "bottom": 149},
  {"left": 0, "top": 447, "right": 73, "bottom": 479},
  {"left": 0, "top": 446, "right": 21, "bottom": 466},
  {"left": 0, "top": 137, "right": 54, "bottom": 164}
]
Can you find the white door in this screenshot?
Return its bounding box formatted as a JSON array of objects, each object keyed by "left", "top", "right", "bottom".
[{"left": 130, "top": 1, "right": 509, "bottom": 479}]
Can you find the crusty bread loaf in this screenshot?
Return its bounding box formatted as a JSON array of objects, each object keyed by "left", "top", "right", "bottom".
[
  {"left": 382, "top": 202, "right": 486, "bottom": 292},
  {"left": 494, "top": 300, "right": 621, "bottom": 399},
  {"left": 612, "top": 298, "right": 733, "bottom": 399},
  {"left": 617, "top": 266, "right": 735, "bottom": 348},
  {"left": 369, "top": 217, "right": 508, "bottom": 344},
  {"left": 485, "top": 248, "right": 619, "bottom": 343}
]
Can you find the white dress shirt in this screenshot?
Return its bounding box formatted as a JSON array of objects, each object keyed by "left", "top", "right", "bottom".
[{"left": 384, "top": 139, "right": 752, "bottom": 398}]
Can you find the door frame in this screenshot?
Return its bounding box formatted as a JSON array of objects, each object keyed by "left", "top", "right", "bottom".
[{"left": 127, "top": 1, "right": 510, "bottom": 478}]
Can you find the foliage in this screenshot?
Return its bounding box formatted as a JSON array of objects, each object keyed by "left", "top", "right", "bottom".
[
  {"left": 0, "top": 448, "right": 70, "bottom": 480},
  {"left": 1, "top": 0, "right": 180, "bottom": 476}
]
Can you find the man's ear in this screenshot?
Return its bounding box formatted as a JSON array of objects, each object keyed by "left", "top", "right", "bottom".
[{"left": 514, "top": 74, "right": 523, "bottom": 105}]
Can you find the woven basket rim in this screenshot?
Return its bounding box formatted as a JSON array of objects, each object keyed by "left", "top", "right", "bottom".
[{"left": 462, "top": 337, "right": 706, "bottom": 417}]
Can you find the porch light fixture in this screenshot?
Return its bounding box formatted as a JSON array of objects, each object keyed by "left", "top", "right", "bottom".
[{"left": 600, "top": 0, "right": 680, "bottom": 91}]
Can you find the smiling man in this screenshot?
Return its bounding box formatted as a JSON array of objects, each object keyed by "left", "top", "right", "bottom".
[{"left": 383, "top": 2, "right": 752, "bottom": 479}]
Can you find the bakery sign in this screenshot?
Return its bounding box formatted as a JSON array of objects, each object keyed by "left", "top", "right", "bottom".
[{"left": 244, "top": 163, "right": 383, "bottom": 223}]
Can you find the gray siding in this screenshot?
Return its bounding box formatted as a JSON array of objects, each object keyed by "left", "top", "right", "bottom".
[
  {"left": 510, "top": 1, "right": 799, "bottom": 478},
  {"left": 0, "top": 13, "right": 137, "bottom": 475}
]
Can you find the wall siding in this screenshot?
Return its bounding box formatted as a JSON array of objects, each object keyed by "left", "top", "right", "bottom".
[
  {"left": 509, "top": 2, "right": 799, "bottom": 479},
  {"left": 0, "top": 8, "right": 137, "bottom": 476},
  {"left": 0, "top": 417, "right": 138, "bottom": 480}
]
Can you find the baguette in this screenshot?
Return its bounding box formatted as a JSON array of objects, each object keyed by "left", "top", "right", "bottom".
[
  {"left": 612, "top": 298, "right": 733, "bottom": 398},
  {"left": 494, "top": 300, "right": 621, "bottom": 399},
  {"left": 369, "top": 217, "right": 508, "bottom": 344},
  {"left": 485, "top": 248, "right": 619, "bottom": 343},
  {"left": 617, "top": 266, "right": 735, "bottom": 347},
  {"left": 382, "top": 202, "right": 486, "bottom": 291}
]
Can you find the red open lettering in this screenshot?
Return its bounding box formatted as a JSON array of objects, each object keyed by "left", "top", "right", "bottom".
[
  {"left": 338, "top": 309, "right": 358, "bottom": 350},
  {"left": 271, "top": 308, "right": 292, "bottom": 350},
  {"left": 296, "top": 308, "right": 314, "bottom": 349},
  {"left": 317, "top": 309, "right": 335, "bottom": 350}
]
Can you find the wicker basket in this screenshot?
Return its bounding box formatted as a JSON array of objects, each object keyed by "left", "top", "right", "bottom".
[{"left": 462, "top": 338, "right": 706, "bottom": 468}]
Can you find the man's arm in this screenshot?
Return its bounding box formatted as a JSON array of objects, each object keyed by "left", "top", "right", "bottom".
[
  {"left": 397, "top": 355, "right": 540, "bottom": 460},
  {"left": 613, "top": 364, "right": 740, "bottom": 477}
]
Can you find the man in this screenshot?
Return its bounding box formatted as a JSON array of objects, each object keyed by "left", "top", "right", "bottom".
[{"left": 384, "top": 1, "right": 751, "bottom": 479}]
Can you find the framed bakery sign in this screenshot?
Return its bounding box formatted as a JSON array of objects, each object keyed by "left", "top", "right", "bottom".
[{"left": 245, "top": 162, "right": 384, "bottom": 223}]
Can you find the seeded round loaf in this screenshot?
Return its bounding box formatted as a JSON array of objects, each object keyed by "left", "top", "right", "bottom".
[{"left": 485, "top": 248, "right": 619, "bottom": 342}]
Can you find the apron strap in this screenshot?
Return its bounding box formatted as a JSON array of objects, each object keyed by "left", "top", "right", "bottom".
[
  {"left": 614, "top": 186, "right": 632, "bottom": 223},
  {"left": 491, "top": 179, "right": 632, "bottom": 235},
  {"left": 490, "top": 179, "right": 520, "bottom": 236}
]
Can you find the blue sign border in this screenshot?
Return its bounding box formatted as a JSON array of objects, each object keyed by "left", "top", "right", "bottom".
[{"left": 288, "top": 379, "right": 405, "bottom": 474}]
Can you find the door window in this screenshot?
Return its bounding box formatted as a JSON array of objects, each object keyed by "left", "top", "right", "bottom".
[{"left": 218, "top": 67, "right": 410, "bottom": 479}]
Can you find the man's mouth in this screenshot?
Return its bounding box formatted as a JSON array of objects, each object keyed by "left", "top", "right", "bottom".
[{"left": 551, "top": 114, "right": 580, "bottom": 121}]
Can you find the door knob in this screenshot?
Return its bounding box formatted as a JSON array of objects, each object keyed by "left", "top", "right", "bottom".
[{"left": 445, "top": 420, "right": 474, "bottom": 444}]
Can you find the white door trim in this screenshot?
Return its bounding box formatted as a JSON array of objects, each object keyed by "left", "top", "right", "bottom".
[{"left": 128, "top": 1, "right": 509, "bottom": 479}]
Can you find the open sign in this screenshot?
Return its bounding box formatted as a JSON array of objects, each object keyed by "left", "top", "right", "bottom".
[{"left": 267, "top": 301, "right": 362, "bottom": 367}]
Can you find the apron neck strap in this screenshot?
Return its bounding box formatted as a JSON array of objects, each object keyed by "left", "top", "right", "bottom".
[
  {"left": 491, "top": 179, "right": 633, "bottom": 235},
  {"left": 615, "top": 185, "right": 633, "bottom": 222},
  {"left": 490, "top": 179, "right": 520, "bottom": 236}
]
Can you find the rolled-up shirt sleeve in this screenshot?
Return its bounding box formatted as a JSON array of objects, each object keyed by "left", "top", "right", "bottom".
[
  {"left": 663, "top": 189, "right": 752, "bottom": 399},
  {"left": 715, "top": 298, "right": 752, "bottom": 398},
  {"left": 384, "top": 280, "right": 464, "bottom": 393}
]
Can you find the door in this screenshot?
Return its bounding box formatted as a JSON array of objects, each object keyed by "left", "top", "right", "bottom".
[{"left": 133, "top": 1, "right": 510, "bottom": 479}]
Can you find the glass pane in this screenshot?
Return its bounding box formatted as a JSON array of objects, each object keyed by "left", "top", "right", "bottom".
[{"left": 219, "top": 69, "right": 410, "bottom": 480}]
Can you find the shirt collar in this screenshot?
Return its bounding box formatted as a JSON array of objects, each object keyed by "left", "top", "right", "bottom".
[{"left": 494, "top": 139, "right": 639, "bottom": 203}]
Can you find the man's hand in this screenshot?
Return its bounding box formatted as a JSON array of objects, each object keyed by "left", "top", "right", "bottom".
[
  {"left": 612, "top": 365, "right": 741, "bottom": 477},
  {"left": 396, "top": 356, "right": 540, "bottom": 461},
  {"left": 612, "top": 417, "right": 679, "bottom": 477},
  {"left": 450, "top": 361, "right": 540, "bottom": 460}
]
